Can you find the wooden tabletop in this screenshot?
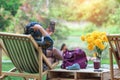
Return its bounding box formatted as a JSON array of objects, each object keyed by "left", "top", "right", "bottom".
[{"left": 49, "top": 68, "right": 110, "bottom": 73}]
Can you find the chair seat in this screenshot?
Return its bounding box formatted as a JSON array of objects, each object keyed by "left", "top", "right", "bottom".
[{"left": 0, "top": 32, "right": 59, "bottom": 80}]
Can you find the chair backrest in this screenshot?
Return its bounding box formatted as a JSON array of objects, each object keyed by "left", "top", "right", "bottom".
[
  {"left": 107, "top": 34, "right": 120, "bottom": 69},
  {"left": 0, "top": 32, "right": 46, "bottom": 73}
]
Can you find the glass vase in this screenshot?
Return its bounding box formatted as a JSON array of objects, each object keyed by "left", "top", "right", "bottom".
[{"left": 93, "top": 58, "right": 101, "bottom": 69}]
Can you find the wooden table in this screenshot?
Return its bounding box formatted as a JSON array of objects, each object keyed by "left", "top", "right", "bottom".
[{"left": 47, "top": 68, "right": 110, "bottom": 80}]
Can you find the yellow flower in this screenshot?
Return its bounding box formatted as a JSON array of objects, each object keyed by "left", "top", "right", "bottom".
[
  {"left": 100, "top": 32, "right": 106, "bottom": 35},
  {"left": 99, "top": 44, "right": 105, "bottom": 50},
  {"left": 94, "top": 39, "right": 105, "bottom": 50},
  {"left": 88, "top": 43, "right": 94, "bottom": 50},
  {"left": 80, "top": 31, "right": 108, "bottom": 58},
  {"left": 101, "top": 35, "right": 108, "bottom": 42},
  {"left": 94, "top": 39, "right": 102, "bottom": 46},
  {"left": 86, "top": 33, "right": 91, "bottom": 38},
  {"left": 81, "top": 35, "right": 85, "bottom": 41},
  {"left": 86, "top": 36, "right": 94, "bottom": 43},
  {"left": 92, "top": 31, "right": 99, "bottom": 38}
]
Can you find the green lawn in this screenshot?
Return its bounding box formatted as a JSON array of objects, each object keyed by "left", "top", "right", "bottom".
[
  {"left": 2, "top": 62, "right": 46, "bottom": 80},
  {"left": 2, "top": 58, "right": 117, "bottom": 80}
]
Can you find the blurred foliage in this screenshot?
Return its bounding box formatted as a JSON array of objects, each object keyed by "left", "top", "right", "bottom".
[
  {"left": 52, "top": 23, "right": 70, "bottom": 40},
  {"left": 0, "top": 9, "right": 11, "bottom": 31},
  {"left": 107, "top": 26, "right": 120, "bottom": 34},
  {"left": 1, "top": 0, "right": 120, "bottom": 41},
  {"left": 0, "top": 0, "right": 21, "bottom": 31},
  {"left": 49, "top": 0, "right": 118, "bottom": 26},
  {"left": 11, "top": 0, "right": 47, "bottom": 33},
  {"left": 82, "top": 22, "right": 97, "bottom": 34},
  {"left": 105, "top": 6, "right": 120, "bottom": 26},
  {"left": 7, "top": 0, "right": 69, "bottom": 40},
  {"left": 117, "top": 0, "right": 120, "bottom": 2},
  {"left": 1, "top": 0, "right": 120, "bottom": 63},
  {"left": 0, "top": 0, "right": 21, "bottom": 16}
]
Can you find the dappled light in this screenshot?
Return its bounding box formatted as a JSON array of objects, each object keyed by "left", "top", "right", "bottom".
[
  {"left": 0, "top": 0, "right": 120, "bottom": 57},
  {"left": 0, "top": 0, "right": 120, "bottom": 54},
  {"left": 0, "top": 0, "right": 120, "bottom": 79}
]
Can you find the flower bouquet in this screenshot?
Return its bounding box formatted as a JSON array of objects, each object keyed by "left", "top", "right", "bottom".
[{"left": 81, "top": 31, "right": 108, "bottom": 59}]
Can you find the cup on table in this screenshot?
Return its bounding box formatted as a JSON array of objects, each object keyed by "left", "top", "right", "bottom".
[{"left": 93, "top": 59, "right": 100, "bottom": 69}]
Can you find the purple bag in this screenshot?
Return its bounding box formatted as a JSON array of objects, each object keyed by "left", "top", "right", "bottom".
[{"left": 61, "top": 49, "right": 88, "bottom": 69}]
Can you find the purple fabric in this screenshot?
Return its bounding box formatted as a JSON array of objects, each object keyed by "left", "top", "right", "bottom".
[{"left": 61, "top": 49, "right": 88, "bottom": 69}]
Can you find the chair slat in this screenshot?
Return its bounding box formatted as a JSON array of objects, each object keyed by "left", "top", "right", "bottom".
[
  {"left": 14, "top": 40, "right": 33, "bottom": 72},
  {"left": 11, "top": 39, "right": 28, "bottom": 71},
  {"left": 27, "top": 42, "right": 39, "bottom": 71},
  {"left": 23, "top": 41, "right": 38, "bottom": 73},
  {"left": 1, "top": 36, "right": 39, "bottom": 73},
  {"left": 3, "top": 39, "right": 22, "bottom": 70},
  {"left": 15, "top": 40, "right": 30, "bottom": 72},
  {"left": 0, "top": 32, "right": 58, "bottom": 80}
]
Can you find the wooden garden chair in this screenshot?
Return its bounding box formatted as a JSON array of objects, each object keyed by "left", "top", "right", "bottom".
[
  {"left": 107, "top": 34, "right": 120, "bottom": 80},
  {"left": 0, "top": 32, "right": 59, "bottom": 80}
]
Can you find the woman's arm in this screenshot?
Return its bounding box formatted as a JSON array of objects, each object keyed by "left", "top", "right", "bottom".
[{"left": 32, "top": 24, "right": 49, "bottom": 36}]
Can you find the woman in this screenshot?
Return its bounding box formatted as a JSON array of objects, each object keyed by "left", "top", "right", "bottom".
[
  {"left": 60, "top": 43, "right": 68, "bottom": 54},
  {"left": 24, "top": 21, "right": 63, "bottom": 63}
]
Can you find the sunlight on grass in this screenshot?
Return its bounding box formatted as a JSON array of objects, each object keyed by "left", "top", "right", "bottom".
[
  {"left": 2, "top": 62, "right": 14, "bottom": 71},
  {"left": 2, "top": 62, "right": 46, "bottom": 80},
  {"left": 2, "top": 58, "right": 117, "bottom": 80},
  {"left": 2, "top": 54, "right": 10, "bottom": 60}
]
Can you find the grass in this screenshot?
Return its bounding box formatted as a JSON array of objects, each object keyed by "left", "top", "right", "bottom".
[
  {"left": 88, "top": 58, "right": 117, "bottom": 64},
  {"left": 2, "top": 62, "right": 47, "bottom": 80},
  {"left": 2, "top": 58, "right": 117, "bottom": 80},
  {"left": 1, "top": 47, "right": 117, "bottom": 80},
  {"left": 2, "top": 55, "right": 47, "bottom": 79},
  {"left": 2, "top": 62, "right": 24, "bottom": 80}
]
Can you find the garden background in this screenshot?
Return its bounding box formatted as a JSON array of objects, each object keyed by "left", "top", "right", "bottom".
[{"left": 1, "top": 0, "right": 120, "bottom": 79}]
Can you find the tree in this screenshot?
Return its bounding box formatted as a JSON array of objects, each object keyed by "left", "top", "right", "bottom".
[
  {"left": 49, "top": 0, "right": 118, "bottom": 26},
  {"left": 107, "top": 6, "right": 120, "bottom": 26},
  {"left": 11, "top": 0, "right": 69, "bottom": 40},
  {"left": 0, "top": 0, "right": 21, "bottom": 31}
]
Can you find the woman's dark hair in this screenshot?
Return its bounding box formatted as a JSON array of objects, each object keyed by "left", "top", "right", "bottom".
[
  {"left": 60, "top": 43, "right": 66, "bottom": 51},
  {"left": 24, "top": 22, "right": 41, "bottom": 34},
  {"left": 24, "top": 22, "right": 42, "bottom": 38}
]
